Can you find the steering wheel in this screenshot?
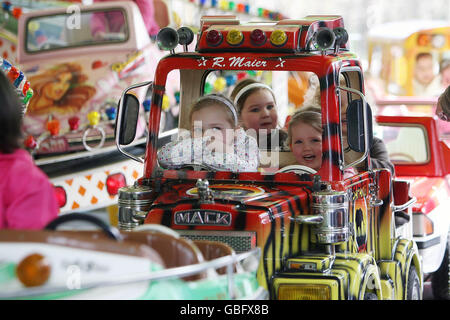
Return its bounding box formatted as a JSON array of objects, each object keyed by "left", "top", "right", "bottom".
[
  {"left": 276, "top": 164, "right": 317, "bottom": 175},
  {"left": 44, "top": 213, "right": 122, "bottom": 241},
  {"left": 389, "top": 152, "right": 416, "bottom": 162}
]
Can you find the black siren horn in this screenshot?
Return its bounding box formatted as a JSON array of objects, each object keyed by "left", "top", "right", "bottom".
[
  {"left": 177, "top": 27, "right": 194, "bottom": 51},
  {"left": 157, "top": 27, "right": 179, "bottom": 54},
  {"left": 314, "top": 27, "right": 336, "bottom": 51}
]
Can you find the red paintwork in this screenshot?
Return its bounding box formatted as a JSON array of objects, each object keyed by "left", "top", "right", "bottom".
[
  {"left": 376, "top": 115, "right": 450, "bottom": 177},
  {"left": 376, "top": 115, "right": 450, "bottom": 215},
  {"left": 144, "top": 52, "right": 361, "bottom": 183},
  {"left": 375, "top": 96, "right": 450, "bottom": 137}
]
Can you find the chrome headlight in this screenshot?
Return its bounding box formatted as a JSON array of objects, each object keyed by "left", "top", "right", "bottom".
[{"left": 118, "top": 185, "right": 153, "bottom": 231}]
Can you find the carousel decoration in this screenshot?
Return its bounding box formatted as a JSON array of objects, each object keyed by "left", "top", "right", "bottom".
[
  {"left": 1, "top": 1, "right": 23, "bottom": 20},
  {"left": 0, "top": 57, "right": 122, "bottom": 155},
  {"left": 186, "top": 0, "right": 288, "bottom": 21},
  {"left": 0, "top": 57, "right": 33, "bottom": 116},
  {"left": 29, "top": 103, "right": 116, "bottom": 155}
]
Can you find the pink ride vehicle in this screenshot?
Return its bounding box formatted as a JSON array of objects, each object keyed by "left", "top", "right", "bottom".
[{"left": 0, "top": 0, "right": 179, "bottom": 214}]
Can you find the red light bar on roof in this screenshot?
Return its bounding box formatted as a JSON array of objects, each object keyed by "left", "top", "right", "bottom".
[
  {"left": 197, "top": 15, "right": 349, "bottom": 53},
  {"left": 198, "top": 24, "right": 300, "bottom": 53}
]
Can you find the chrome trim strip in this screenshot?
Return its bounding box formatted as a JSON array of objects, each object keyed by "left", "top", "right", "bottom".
[
  {"left": 0, "top": 248, "right": 261, "bottom": 299},
  {"left": 415, "top": 236, "right": 441, "bottom": 250},
  {"left": 393, "top": 197, "right": 417, "bottom": 212}
]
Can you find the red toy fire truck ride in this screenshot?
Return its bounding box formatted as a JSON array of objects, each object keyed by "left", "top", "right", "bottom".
[
  {"left": 115, "top": 15, "right": 423, "bottom": 300},
  {"left": 376, "top": 112, "right": 450, "bottom": 300}
]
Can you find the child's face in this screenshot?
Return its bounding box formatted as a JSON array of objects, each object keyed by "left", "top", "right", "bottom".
[
  {"left": 191, "top": 104, "right": 235, "bottom": 145},
  {"left": 240, "top": 89, "right": 278, "bottom": 132},
  {"left": 415, "top": 56, "right": 435, "bottom": 85},
  {"left": 290, "top": 122, "right": 322, "bottom": 171}
]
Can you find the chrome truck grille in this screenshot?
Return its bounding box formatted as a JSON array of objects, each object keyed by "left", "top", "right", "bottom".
[{"left": 177, "top": 230, "right": 256, "bottom": 253}]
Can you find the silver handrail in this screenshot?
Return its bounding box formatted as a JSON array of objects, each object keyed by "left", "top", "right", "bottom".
[
  {"left": 393, "top": 197, "right": 417, "bottom": 212},
  {"left": 338, "top": 86, "right": 370, "bottom": 171},
  {"left": 0, "top": 248, "right": 261, "bottom": 299},
  {"left": 115, "top": 81, "right": 153, "bottom": 163}
]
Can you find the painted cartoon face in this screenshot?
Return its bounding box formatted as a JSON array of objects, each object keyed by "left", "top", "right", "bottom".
[
  {"left": 240, "top": 89, "right": 278, "bottom": 132},
  {"left": 191, "top": 104, "right": 235, "bottom": 146},
  {"left": 42, "top": 71, "right": 72, "bottom": 101},
  {"left": 290, "top": 121, "right": 322, "bottom": 171},
  {"left": 415, "top": 56, "right": 435, "bottom": 85}
]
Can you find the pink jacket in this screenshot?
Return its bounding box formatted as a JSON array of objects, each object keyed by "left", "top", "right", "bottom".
[
  {"left": 92, "top": 0, "right": 160, "bottom": 36},
  {"left": 0, "top": 149, "right": 58, "bottom": 229}
]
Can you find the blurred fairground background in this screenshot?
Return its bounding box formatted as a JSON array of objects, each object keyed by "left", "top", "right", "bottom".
[{"left": 168, "top": 0, "right": 450, "bottom": 67}]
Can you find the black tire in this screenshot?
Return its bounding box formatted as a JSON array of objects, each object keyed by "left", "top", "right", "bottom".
[
  {"left": 406, "top": 265, "right": 421, "bottom": 300},
  {"left": 431, "top": 232, "right": 449, "bottom": 300}
]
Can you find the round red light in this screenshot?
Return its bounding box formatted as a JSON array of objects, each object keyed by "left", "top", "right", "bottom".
[
  {"left": 68, "top": 116, "right": 80, "bottom": 131},
  {"left": 250, "top": 29, "right": 267, "bottom": 46},
  {"left": 206, "top": 29, "right": 223, "bottom": 47},
  {"left": 53, "top": 186, "right": 67, "bottom": 208},
  {"left": 24, "top": 135, "right": 37, "bottom": 149},
  {"left": 106, "top": 173, "right": 126, "bottom": 196}
]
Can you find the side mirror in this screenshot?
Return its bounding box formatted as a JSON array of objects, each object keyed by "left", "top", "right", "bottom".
[
  {"left": 115, "top": 81, "right": 152, "bottom": 163},
  {"left": 346, "top": 99, "right": 373, "bottom": 153},
  {"left": 116, "top": 93, "right": 139, "bottom": 146}
]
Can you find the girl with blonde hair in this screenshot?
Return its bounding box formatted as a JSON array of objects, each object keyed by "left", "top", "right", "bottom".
[{"left": 158, "top": 94, "right": 259, "bottom": 172}]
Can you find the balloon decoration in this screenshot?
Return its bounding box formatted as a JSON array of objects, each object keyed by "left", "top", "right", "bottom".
[
  {"left": 1, "top": 1, "right": 23, "bottom": 19},
  {"left": 213, "top": 76, "right": 227, "bottom": 92},
  {"left": 202, "top": 69, "right": 269, "bottom": 97}
]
